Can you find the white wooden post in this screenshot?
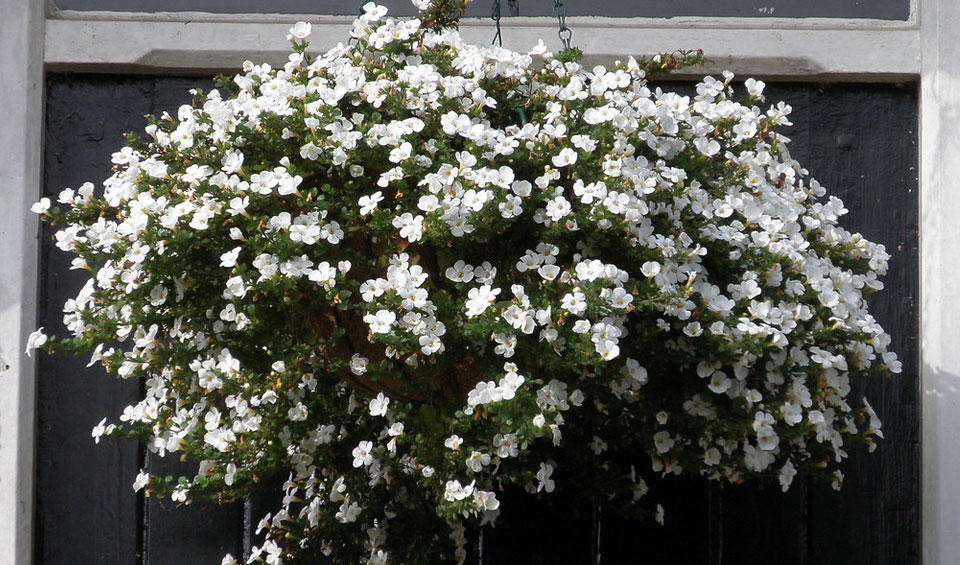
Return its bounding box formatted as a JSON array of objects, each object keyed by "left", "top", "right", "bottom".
[
  {"left": 921, "top": 0, "right": 960, "bottom": 561},
  {"left": 0, "top": 0, "right": 44, "bottom": 563}
]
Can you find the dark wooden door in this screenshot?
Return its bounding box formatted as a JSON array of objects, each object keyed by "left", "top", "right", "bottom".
[{"left": 37, "top": 74, "right": 918, "bottom": 564}]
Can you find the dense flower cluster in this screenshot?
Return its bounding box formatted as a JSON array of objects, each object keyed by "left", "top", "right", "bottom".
[{"left": 31, "top": 2, "right": 900, "bottom": 563}]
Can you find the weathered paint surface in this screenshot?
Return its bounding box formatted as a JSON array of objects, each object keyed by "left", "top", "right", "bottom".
[{"left": 37, "top": 75, "right": 918, "bottom": 564}]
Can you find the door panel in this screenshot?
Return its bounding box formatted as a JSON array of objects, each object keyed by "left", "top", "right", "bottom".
[{"left": 38, "top": 75, "right": 919, "bottom": 565}]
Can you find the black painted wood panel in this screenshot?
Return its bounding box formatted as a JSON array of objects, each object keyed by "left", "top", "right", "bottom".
[
  {"left": 38, "top": 75, "right": 248, "bottom": 565},
  {"left": 38, "top": 77, "right": 154, "bottom": 565},
  {"left": 38, "top": 75, "right": 918, "bottom": 565},
  {"left": 142, "top": 455, "right": 245, "bottom": 564},
  {"left": 53, "top": 0, "right": 911, "bottom": 20},
  {"left": 784, "top": 83, "right": 921, "bottom": 565}
]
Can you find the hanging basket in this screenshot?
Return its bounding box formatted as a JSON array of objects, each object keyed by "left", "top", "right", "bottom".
[{"left": 30, "top": 2, "right": 900, "bottom": 563}]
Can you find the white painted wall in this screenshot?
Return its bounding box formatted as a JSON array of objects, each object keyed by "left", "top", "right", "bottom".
[{"left": 0, "top": 0, "right": 44, "bottom": 563}]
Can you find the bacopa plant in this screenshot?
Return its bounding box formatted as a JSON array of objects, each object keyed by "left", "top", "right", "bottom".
[{"left": 29, "top": 1, "right": 901, "bottom": 563}]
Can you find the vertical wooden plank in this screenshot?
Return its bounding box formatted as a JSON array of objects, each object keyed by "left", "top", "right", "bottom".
[
  {"left": 600, "top": 478, "right": 712, "bottom": 563},
  {"left": 242, "top": 474, "right": 290, "bottom": 560},
  {"left": 710, "top": 84, "right": 819, "bottom": 565},
  {"left": 143, "top": 454, "right": 244, "bottom": 564},
  {"left": 719, "top": 481, "right": 807, "bottom": 564},
  {"left": 137, "top": 76, "right": 246, "bottom": 565},
  {"left": 614, "top": 82, "right": 919, "bottom": 565},
  {"left": 782, "top": 83, "right": 921, "bottom": 565},
  {"left": 37, "top": 75, "right": 155, "bottom": 565},
  {"left": 483, "top": 487, "right": 593, "bottom": 564}
]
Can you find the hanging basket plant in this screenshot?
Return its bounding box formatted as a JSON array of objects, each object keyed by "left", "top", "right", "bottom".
[{"left": 30, "top": 1, "right": 901, "bottom": 563}]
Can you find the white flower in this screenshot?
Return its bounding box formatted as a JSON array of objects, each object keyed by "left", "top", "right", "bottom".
[
  {"left": 495, "top": 433, "right": 519, "bottom": 458},
  {"left": 623, "top": 358, "right": 647, "bottom": 383},
  {"left": 560, "top": 291, "right": 587, "bottom": 315},
  {"left": 444, "top": 435, "right": 463, "bottom": 450},
  {"left": 474, "top": 489, "right": 500, "bottom": 512},
  {"left": 536, "top": 462, "right": 555, "bottom": 493},
  {"left": 300, "top": 143, "right": 321, "bottom": 160},
  {"left": 653, "top": 430, "right": 674, "bottom": 454},
  {"left": 544, "top": 196, "right": 572, "bottom": 222},
  {"left": 538, "top": 264, "right": 560, "bottom": 281},
  {"left": 350, "top": 354, "right": 369, "bottom": 375},
  {"left": 443, "top": 480, "right": 475, "bottom": 502},
  {"left": 309, "top": 261, "right": 338, "bottom": 289},
  {"left": 778, "top": 460, "right": 797, "bottom": 492},
  {"left": 392, "top": 212, "right": 424, "bottom": 242},
  {"left": 464, "top": 285, "right": 501, "bottom": 317},
  {"left": 359, "top": 192, "right": 383, "bottom": 215},
  {"left": 745, "top": 77, "right": 766, "bottom": 97},
  {"left": 91, "top": 417, "right": 113, "bottom": 444},
  {"left": 756, "top": 425, "right": 779, "bottom": 451},
  {"left": 707, "top": 371, "right": 731, "bottom": 394},
  {"left": 606, "top": 287, "right": 633, "bottom": 309},
  {"left": 25, "top": 328, "right": 48, "bottom": 357},
  {"left": 133, "top": 470, "right": 150, "bottom": 492},
  {"left": 31, "top": 198, "right": 51, "bottom": 214},
  {"left": 551, "top": 147, "right": 578, "bottom": 167},
  {"left": 465, "top": 451, "right": 490, "bottom": 473},
  {"left": 694, "top": 137, "right": 721, "bottom": 157},
  {"left": 288, "top": 403, "right": 308, "bottom": 421},
  {"left": 288, "top": 21, "right": 312, "bottom": 40},
  {"left": 219, "top": 247, "right": 241, "bottom": 268},
  {"left": 882, "top": 351, "right": 902, "bottom": 373},
  {"left": 364, "top": 309, "right": 396, "bottom": 334},
  {"left": 369, "top": 393, "right": 390, "bottom": 417},
  {"left": 419, "top": 334, "right": 443, "bottom": 355},
  {"left": 220, "top": 150, "right": 244, "bottom": 174},
  {"left": 640, "top": 261, "right": 661, "bottom": 277},
  {"left": 389, "top": 142, "right": 413, "bottom": 163},
  {"left": 445, "top": 260, "right": 474, "bottom": 283},
  {"left": 418, "top": 194, "right": 439, "bottom": 212},
  {"left": 352, "top": 440, "right": 374, "bottom": 467},
  {"left": 831, "top": 470, "right": 844, "bottom": 491},
  {"left": 575, "top": 260, "right": 605, "bottom": 282},
  {"left": 337, "top": 501, "right": 362, "bottom": 523},
  {"left": 863, "top": 397, "right": 884, "bottom": 439},
  {"left": 226, "top": 197, "right": 248, "bottom": 216},
  {"left": 222, "top": 276, "right": 248, "bottom": 299}
]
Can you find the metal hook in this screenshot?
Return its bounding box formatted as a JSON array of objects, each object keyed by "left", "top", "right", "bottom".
[{"left": 552, "top": 0, "right": 573, "bottom": 51}]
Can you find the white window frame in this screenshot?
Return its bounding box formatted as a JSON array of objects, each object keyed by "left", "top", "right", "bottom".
[{"left": 5, "top": 1, "right": 954, "bottom": 563}]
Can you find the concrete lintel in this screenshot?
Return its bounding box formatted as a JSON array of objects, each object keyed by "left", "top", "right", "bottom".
[
  {"left": 49, "top": 8, "right": 920, "bottom": 30},
  {"left": 44, "top": 18, "right": 920, "bottom": 80}
]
